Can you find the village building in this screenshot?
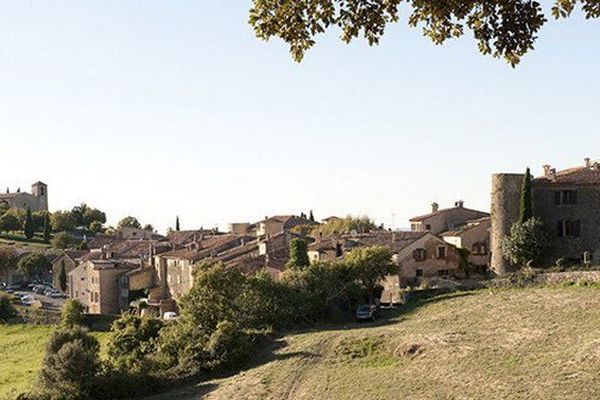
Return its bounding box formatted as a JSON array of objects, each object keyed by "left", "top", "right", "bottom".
[
  {"left": 409, "top": 201, "right": 489, "bottom": 235},
  {"left": 257, "top": 215, "right": 317, "bottom": 237},
  {"left": 68, "top": 259, "right": 137, "bottom": 315},
  {"left": 0, "top": 181, "right": 48, "bottom": 212},
  {"left": 492, "top": 158, "right": 600, "bottom": 274},
  {"left": 441, "top": 217, "right": 491, "bottom": 269},
  {"left": 50, "top": 250, "right": 90, "bottom": 291},
  {"left": 116, "top": 227, "right": 164, "bottom": 240}
]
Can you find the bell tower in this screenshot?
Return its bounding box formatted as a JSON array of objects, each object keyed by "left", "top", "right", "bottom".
[{"left": 31, "top": 181, "right": 48, "bottom": 211}]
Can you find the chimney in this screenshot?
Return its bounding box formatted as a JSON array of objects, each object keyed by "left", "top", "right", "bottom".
[
  {"left": 455, "top": 200, "right": 464, "bottom": 208},
  {"left": 431, "top": 202, "right": 439, "bottom": 213},
  {"left": 592, "top": 162, "right": 600, "bottom": 171},
  {"left": 585, "top": 158, "right": 592, "bottom": 168},
  {"left": 543, "top": 165, "right": 552, "bottom": 176}
]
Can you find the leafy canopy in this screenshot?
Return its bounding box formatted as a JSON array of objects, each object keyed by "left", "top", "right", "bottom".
[{"left": 249, "top": 0, "right": 600, "bottom": 66}]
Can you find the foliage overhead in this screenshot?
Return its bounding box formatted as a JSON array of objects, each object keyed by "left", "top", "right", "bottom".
[{"left": 249, "top": 0, "right": 600, "bottom": 66}]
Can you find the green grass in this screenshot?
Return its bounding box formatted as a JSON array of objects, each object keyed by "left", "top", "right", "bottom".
[
  {"left": 144, "top": 287, "right": 600, "bottom": 400},
  {"left": 0, "top": 325, "right": 107, "bottom": 400},
  {"left": 0, "top": 233, "right": 51, "bottom": 249}
]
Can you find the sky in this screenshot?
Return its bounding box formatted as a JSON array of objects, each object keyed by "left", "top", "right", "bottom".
[{"left": 1, "top": 1, "right": 599, "bottom": 233}]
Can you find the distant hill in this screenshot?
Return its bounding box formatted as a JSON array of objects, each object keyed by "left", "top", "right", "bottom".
[{"left": 144, "top": 287, "right": 600, "bottom": 400}]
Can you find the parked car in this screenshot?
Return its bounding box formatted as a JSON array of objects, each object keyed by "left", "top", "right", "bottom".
[
  {"left": 21, "top": 295, "right": 34, "bottom": 306},
  {"left": 163, "top": 312, "right": 179, "bottom": 320},
  {"left": 355, "top": 304, "right": 380, "bottom": 322}
]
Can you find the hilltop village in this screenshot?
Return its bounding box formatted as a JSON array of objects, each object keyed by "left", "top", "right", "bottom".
[{"left": 2, "top": 158, "right": 599, "bottom": 317}]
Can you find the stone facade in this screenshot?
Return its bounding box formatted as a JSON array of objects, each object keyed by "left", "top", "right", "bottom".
[
  {"left": 0, "top": 182, "right": 48, "bottom": 212},
  {"left": 410, "top": 201, "right": 489, "bottom": 235},
  {"left": 492, "top": 160, "right": 600, "bottom": 274}
]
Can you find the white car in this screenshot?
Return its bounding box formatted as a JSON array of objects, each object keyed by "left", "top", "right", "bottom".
[{"left": 163, "top": 312, "right": 179, "bottom": 320}]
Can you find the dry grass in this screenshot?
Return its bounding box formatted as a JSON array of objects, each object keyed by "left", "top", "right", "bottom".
[{"left": 146, "top": 287, "right": 600, "bottom": 400}]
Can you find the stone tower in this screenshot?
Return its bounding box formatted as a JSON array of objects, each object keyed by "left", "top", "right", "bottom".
[
  {"left": 490, "top": 173, "right": 524, "bottom": 275},
  {"left": 31, "top": 181, "right": 48, "bottom": 211}
]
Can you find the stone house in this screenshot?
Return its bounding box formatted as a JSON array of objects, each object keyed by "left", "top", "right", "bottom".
[
  {"left": 51, "top": 250, "right": 89, "bottom": 291},
  {"left": 68, "top": 259, "right": 136, "bottom": 315},
  {"left": 0, "top": 181, "right": 48, "bottom": 212},
  {"left": 117, "top": 227, "right": 164, "bottom": 240},
  {"left": 381, "top": 233, "right": 464, "bottom": 303},
  {"left": 257, "top": 215, "right": 316, "bottom": 237},
  {"left": 441, "top": 217, "right": 491, "bottom": 269},
  {"left": 410, "top": 201, "right": 489, "bottom": 235},
  {"left": 492, "top": 159, "right": 600, "bottom": 274}
]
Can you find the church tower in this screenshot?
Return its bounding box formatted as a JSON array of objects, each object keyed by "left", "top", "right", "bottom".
[{"left": 31, "top": 181, "right": 48, "bottom": 211}]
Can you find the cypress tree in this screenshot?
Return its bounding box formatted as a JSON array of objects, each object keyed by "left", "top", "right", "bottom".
[
  {"left": 519, "top": 168, "right": 533, "bottom": 223},
  {"left": 43, "top": 213, "right": 51, "bottom": 243},
  {"left": 286, "top": 239, "right": 310, "bottom": 270},
  {"left": 309, "top": 210, "right": 315, "bottom": 222},
  {"left": 59, "top": 265, "right": 67, "bottom": 292},
  {"left": 175, "top": 216, "right": 180, "bottom": 232},
  {"left": 24, "top": 207, "right": 35, "bottom": 239}
]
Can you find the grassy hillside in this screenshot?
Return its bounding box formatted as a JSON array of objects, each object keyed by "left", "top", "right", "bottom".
[
  {"left": 0, "top": 233, "right": 51, "bottom": 249},
  {"left": 146, "top": 287, "right": 600, "bottom": 400},
  {"left": 0, "top": 325, "right": 107, "bottom": 400}
]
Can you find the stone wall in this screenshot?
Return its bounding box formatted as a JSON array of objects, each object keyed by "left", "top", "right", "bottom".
[{"left": 533, "top": 185, "right": 600, "bottom": 263}]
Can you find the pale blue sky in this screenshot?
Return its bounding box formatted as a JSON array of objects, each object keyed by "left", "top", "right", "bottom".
[{"left": 1, "top": 1, "right": 599, "bottom": 233}]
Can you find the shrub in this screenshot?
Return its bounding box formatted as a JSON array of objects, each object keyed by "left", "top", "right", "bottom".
[
  {"left": 36, "top": 326, "right": 100, "bottom": 400},
  {"left": 0, "top": 293, "right": 17, "bottom": 322},
  {"left": 61, "top": 299, "right": 85, "bottom": 327},
  {"left": 204, "top": 320, "right": 254, "bottom": 369},
  {"left": 502, "top": 217, "right": 551, "bottom": 267},
  {"left": 106, "top": 313, "right": 164, "bottom": 373},
  {"left": 51, "top": 232, "right": 81, "bottom": 250}
]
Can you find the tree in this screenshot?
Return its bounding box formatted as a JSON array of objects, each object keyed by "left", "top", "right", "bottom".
[
  {"left": 249, "top": 1, "right": 600, "bottom": 67},
  {"left": 286, "top": 238, "right": 310, "bottom": 270},
  {"left": 106, "top": 314, "right": 164, "bottom": 373},
  {"left": 51, "top": 210, "right": 77, "bottom": 232},
  {"left": 345, "top": 246, "right": 396, "bottom": 304},
  {"left": 0, "top": 213, "right": 21, "bottom": 234},
  {"left": 309, "top": 210, "right": 315, "bottom": 222},
  {"left": 89, "top": 220, "right": 104, "bottom": 234},
  {"left": 58, "top": 265, "right": 68, "bottom": 292},
  {"left": 175, "top": 216, "right": 180, "bottom": 232},
  {"left": 502, "top": 217, "right": 551, "bottom": 267},
  {"left": 51, "top": 232, "right": 80, "bottom": 250},
  {"left": 61, "top": 299, "right": 85, "bottom": 327},
  {"left": 519, "top": 168, "right": 533, "bottom": 224},
  {"left": 43, "top": 213, "right": 52, "bottom": 243},
  {"left": 0, "top": 246, "right": 18, "bottom": 283},
  {"left": 82, "top": 208, "right": 106, "bottom": 228},
  {"left": 18, "top": 253, "right": 52, "bottom": 280},
  {"left": 313, "top": 215, "right": 376, "bottom": 236},
  {"left": 0, "top": 293, "right": 17, "bottom": 322},
  {"left": 117, "top": 216, "right": 141, "bottom": 230},
  {"left": 143, "top": 224, "right": 154, "bottom": 232},
  {"left": 24, "top": 207, "right": 35, "bottom": 239},
  {"left": 32, "top": 210, "right": 49, "bottom": 232},
  {"left": 37, "top": 326, "right": 100, "bottom": 400}
]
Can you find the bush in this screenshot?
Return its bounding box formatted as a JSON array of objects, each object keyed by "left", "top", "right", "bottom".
[
  {"left": 502, "top": 217, "right": 551, "bottom": 267},
  {"left": 51, "top": 232, "right": 81, "bottom": 250},
  {"left": 0, "top": 293, "right": 17, "bottom": 322},
  {"left": 204, "top": 320, "right": 254, "bottom": 369},
  {"left": 36, "top": 326, "right": 100, "bottom": 400},
  {"left": 61, "top": 299, "right": 85, "bottom": 327},
  {"left": 106, "top": 313, "right": 164, "bottom": 373}
]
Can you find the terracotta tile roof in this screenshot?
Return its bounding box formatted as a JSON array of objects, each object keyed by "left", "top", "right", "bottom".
[
  {"left": 534, "top": 165, "right": 600, "bottom": 186},
  {"left": 409, "top": 206, "right": 489, "bottom": 222}
]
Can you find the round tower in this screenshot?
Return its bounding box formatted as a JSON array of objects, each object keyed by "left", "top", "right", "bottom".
[{"left": 490, "top": 173, "right": 524, "bottom": 275}]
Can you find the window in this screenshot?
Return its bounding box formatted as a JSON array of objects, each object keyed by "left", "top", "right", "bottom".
[
  {"left": 555, "top": 190, "right": 578, "bottom": 205},
  {"left": 438, "top": 269, "right": 449, "bottom": 276},
  {"left": 94, "top": 292, "right": 99, "bottom": 303},
  {"left": 416, "top": 269, "right": 423, "bottom": 277},
  {"left": 425, "top": 224, "right": 432, "bottom": 231},
  {"left": 436, "top": 246, "right": 447, "bottom": 259},
  {"left": 557, "top": 220, "right": 581, "bottom": 238},
  {"left": 413, "top": 249, "right": 427, "bottom": 261},
  {"left": 472, "top": 243, "right": 488, "bottom": 256}
]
